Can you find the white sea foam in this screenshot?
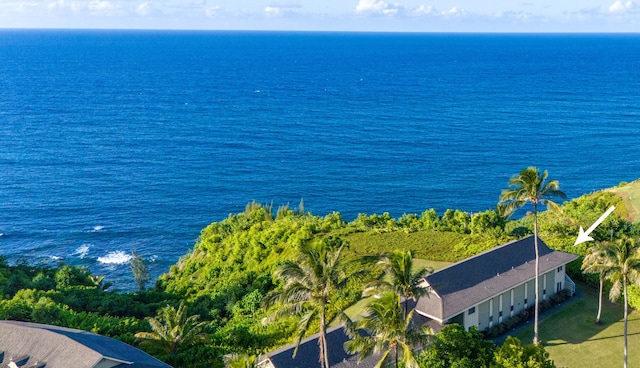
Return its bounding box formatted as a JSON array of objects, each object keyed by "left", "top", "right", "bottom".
[
  {"left": 97, "top": 251, "right": 131, "bottom": 265},
  {"left": 92, "top": 225, "right": 104, "bottom": 232},
  {"left": 49, "top": 255, "right": 62, "bottom": 261},
  {"left": 74, "top": 244, "right": 90, "bottom": 259}
]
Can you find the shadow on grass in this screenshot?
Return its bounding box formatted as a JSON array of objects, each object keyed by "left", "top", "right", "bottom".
[
  {"left": 546, "top": 331, "right": 640, "bottom": 346},
  {"left": 511, "top": 281, "right": 633, "bottom": 346}
]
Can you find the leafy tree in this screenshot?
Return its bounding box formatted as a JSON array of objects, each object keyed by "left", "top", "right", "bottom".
[
  {"left": 491, "top": 336, "right": 556, "bottom": 368},
  {"left": 55, "top": 265, "right": 92, "bottom": 289},
  {"left": 499, "top": 167, "right": 566, "bottom": 344},
  {"left": 581, "top": 243, "right": 609, "bottom": 324},
  {"left": 418, "top": 324, "right": 494, "bottom": 368},
  {"left": 135, "top": 301, "right": 209, "bottom": 354},
  {"left": 470, "top": 209, "right": 506, "bottom": 237},
  {"left": 345, "top": 292, "right": 432, "bottom": 368},
  {"left": 591, "top": 237, "right": 640, "bottom": 368},
  {"left": 223, "top": 353, "right": 258, "bottom": 368},
  {"left": 130, "top": 251, "right": 150, "bottom": 291},
  {"left": 89, "top": 274, "right": 113, "bottom": 291},
  {"left": 263, "top": 236, "right": 356, "bottom": 368},
  {"left": 363, "top": 249, "right": 432, "bottom": 318}
]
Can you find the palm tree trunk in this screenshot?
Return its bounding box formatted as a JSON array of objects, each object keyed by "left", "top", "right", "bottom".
[
  {"left": 596, "top": 274, "right": 603, "bottom": 324},
  {"left": 318, "top": 310, "right": 329, "bottom": 368},
  {"left": 533, "top": 203, "right": 540, "bottom": 345},
  {"left": 403, "top": 295, "right": 408, "bottom": 320},
  {"left": 395, "top": 344, "right": 399, "bottom": 368},
  {"left": 624, "top": 277, "right": 628, "bottom": 368},
  {"left": 321, "top": 309, "right": 330, "bottom": 368}
]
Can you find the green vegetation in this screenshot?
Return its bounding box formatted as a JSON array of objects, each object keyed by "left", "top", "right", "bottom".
[
  {"left": 345, "top": 292, "right": 432, "bottom": 368},
  {"left": 3, "top": 176, "right": 640, "bottom": 368},
  {"left": 513, "top": 282, "right": 640, "bottom": 368},
  {"left": 418, "top": 324, "right": 495, "bottom": 368},
  {"left": 608, "top": 180, "right": 640, "bottom": 222},
  {"left": 263, "top": 236, "right": 358, "bottom": 368}
]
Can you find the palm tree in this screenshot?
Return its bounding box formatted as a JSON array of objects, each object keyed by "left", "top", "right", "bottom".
[
  {"left": 344, "top": 292, "right": 432, "bottom": 368},
  {"left": 135, "top": 301, "right": 209, "bottom": 354},
  {"left": 499, "top": 167, "right": 566, "bottom": 345},
  {"left": 263, "top": 236, "right": 356, "bottom": 368},
  {"left": 592, "top": 237, "right": 640, "bottom": 368},
  {"left": 223, "top": 353, "right": 258, "bottom": 368},
  {"left": 581, "top": 243, "right": 610, "bottom": 324},
  {"left": 363, "top": 249, "right": 433, "bottom": 319}
]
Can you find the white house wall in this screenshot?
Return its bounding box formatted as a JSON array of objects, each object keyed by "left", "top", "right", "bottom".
[{"left": 462, "top": 268, "right": 566, "bottom": 331}]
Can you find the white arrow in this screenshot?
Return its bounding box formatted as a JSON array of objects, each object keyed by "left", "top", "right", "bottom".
[{"left": 574, "top": 205, "right": 616, "bottom": 246}]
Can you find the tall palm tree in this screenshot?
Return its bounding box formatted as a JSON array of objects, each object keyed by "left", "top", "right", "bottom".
[
  {"left": 592, "top": 237, "right": 640, "bottom": 368},
  {"left": 344, "top": 292, "right": 432, "bottom": 368},
  {"left": 581, "top": 243, "right": 610, "bottom": 324},
  {"left": 363, "top": 249, "right": 433, "bottom": 319},
  {"left": 499, "top": 167, "right": 566, "bottom": 345},
  {"left": 135, "top": 301, "right": 209, "bottom": 354},
  {"left": 264, "top": 236, "right": 355, "bottom": 368}
]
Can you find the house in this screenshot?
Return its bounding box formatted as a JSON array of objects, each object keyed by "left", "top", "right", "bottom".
[
  {"left": 261, "top": 235, "right": 578, "bottom": 367},
  {"left": 258, "top": 324, "right": 378, "bottom": 368},
  {"left": 415, "top": 235, "right": 578, "bottom": 332},
  {"left": 0, "top": 320, "right": 172, "bottom": 368}
]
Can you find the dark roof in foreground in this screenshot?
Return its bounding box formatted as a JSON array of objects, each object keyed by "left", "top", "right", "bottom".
[
  {"left": 262, "top": 307, "right": 435, "bottom": 368},
  {"left": 0, "top": 320, "right": 172, "bottom": 368},
  {"left": 263, "top": 324, "right": 379, "bottom": 368},
  {"left": 416, "top": 236, "right": 578, "bottom": 321}
]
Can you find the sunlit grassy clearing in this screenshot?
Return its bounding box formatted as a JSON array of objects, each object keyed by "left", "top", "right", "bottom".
[
  {"left": 512, "top": 282, "right": 640, "bottom": 368},
  {"left": 608, "top": 179, "right": 640, "bottom": 222}
]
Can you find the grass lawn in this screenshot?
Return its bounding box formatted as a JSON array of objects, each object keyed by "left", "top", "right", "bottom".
[
  {"left": 339, "top": 258, "right": 451, "bottom": 323},
  {"left": 608, "top": 179, "right": 640, "bottom": 222},
  {"left": 511, "top": 282, "right": 640, "bottom": 368}
]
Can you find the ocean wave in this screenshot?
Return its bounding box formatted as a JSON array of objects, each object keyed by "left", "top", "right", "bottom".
[
  {"left": 74, "top": 244, "right": 90, "bottom": 259},
  {"left": 91, "top": 225, "right": 104, "bottom": 232},
  {"left": 97, "top": 251, "right": 131, "bottom": 265}
]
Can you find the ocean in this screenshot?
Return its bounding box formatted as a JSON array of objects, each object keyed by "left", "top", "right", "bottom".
[{"left": 0, "top": 30, "right": 639, "bottom": 288}]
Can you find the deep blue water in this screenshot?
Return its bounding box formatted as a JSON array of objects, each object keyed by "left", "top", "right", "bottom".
[{"left": 1, "top": 30, "right": 639, "bottom": 288}]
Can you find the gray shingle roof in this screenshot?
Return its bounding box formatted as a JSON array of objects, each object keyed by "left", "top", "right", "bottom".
[
  {"left": 264, "top": 309, "right": 434, "bottom": 368},
  {"left": 415, "top": 236, "right": 578, "bottom": 321},
  {"left": 0, "top": 320, "right": 172, "bottom": 368},
  {"left": 264, "top": 324, "right": 380, "bottom": 368}
]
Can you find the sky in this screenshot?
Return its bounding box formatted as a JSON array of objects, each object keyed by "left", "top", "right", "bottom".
[{"left": 0, "top": 0, "right": 639, "bottom": 32}]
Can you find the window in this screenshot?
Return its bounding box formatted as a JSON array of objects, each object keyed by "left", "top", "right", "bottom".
[
  {"left": 524, "top": 298, "right": 527, "bottom": 304},
  {"left": 557, "top": 265, "right": 563, "bottom": 272},
  {"left": 468, "top": 307, "right": 476, "bottom": 315},
  {"left": 489, "top": 316, "right": 493, "bottom": 322},
  {"left": 499, "top": 311, "right": 503, "bottom": 317},
  {"left": 510, "top": 305, "right": 514, "bottom": 311}
]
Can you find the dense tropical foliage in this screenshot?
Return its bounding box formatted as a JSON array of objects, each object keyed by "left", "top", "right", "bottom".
[{"left": 2, "top": 181, "right": 640, "bottom": 367}]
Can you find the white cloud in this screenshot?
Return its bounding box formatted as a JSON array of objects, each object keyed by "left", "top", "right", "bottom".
[
  {"left": 205, "top": 5, "right": 221, "bottom": 17},
  {"left": 264, "top": 6, "right": 281, "bottom": 16},
  {"left": 355, "top": 0, "right": 400, "bottom": 16},
  {"left": 135, "top": 2, "right": 150, "bottom": 15},
  {"left": 0, "top": 1, "right": 38, "bottom": 13},
  {"left": 609, "top": 0, "right": 637, "bottom": 13},
  {"left": 442, "top": 6, "right": 464, "bottom": 16},
  {"left": 48, "top": 0, "right": 83, "bottom": 12},
  {"left": 264, "top": 4, "right": 301, "bottom": 17},
  {"left": 413, "top": 5, "right": 434, "bottom": 15},
  {"left": 88, "top": 0, "right": 114, "bottom": 11}
]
